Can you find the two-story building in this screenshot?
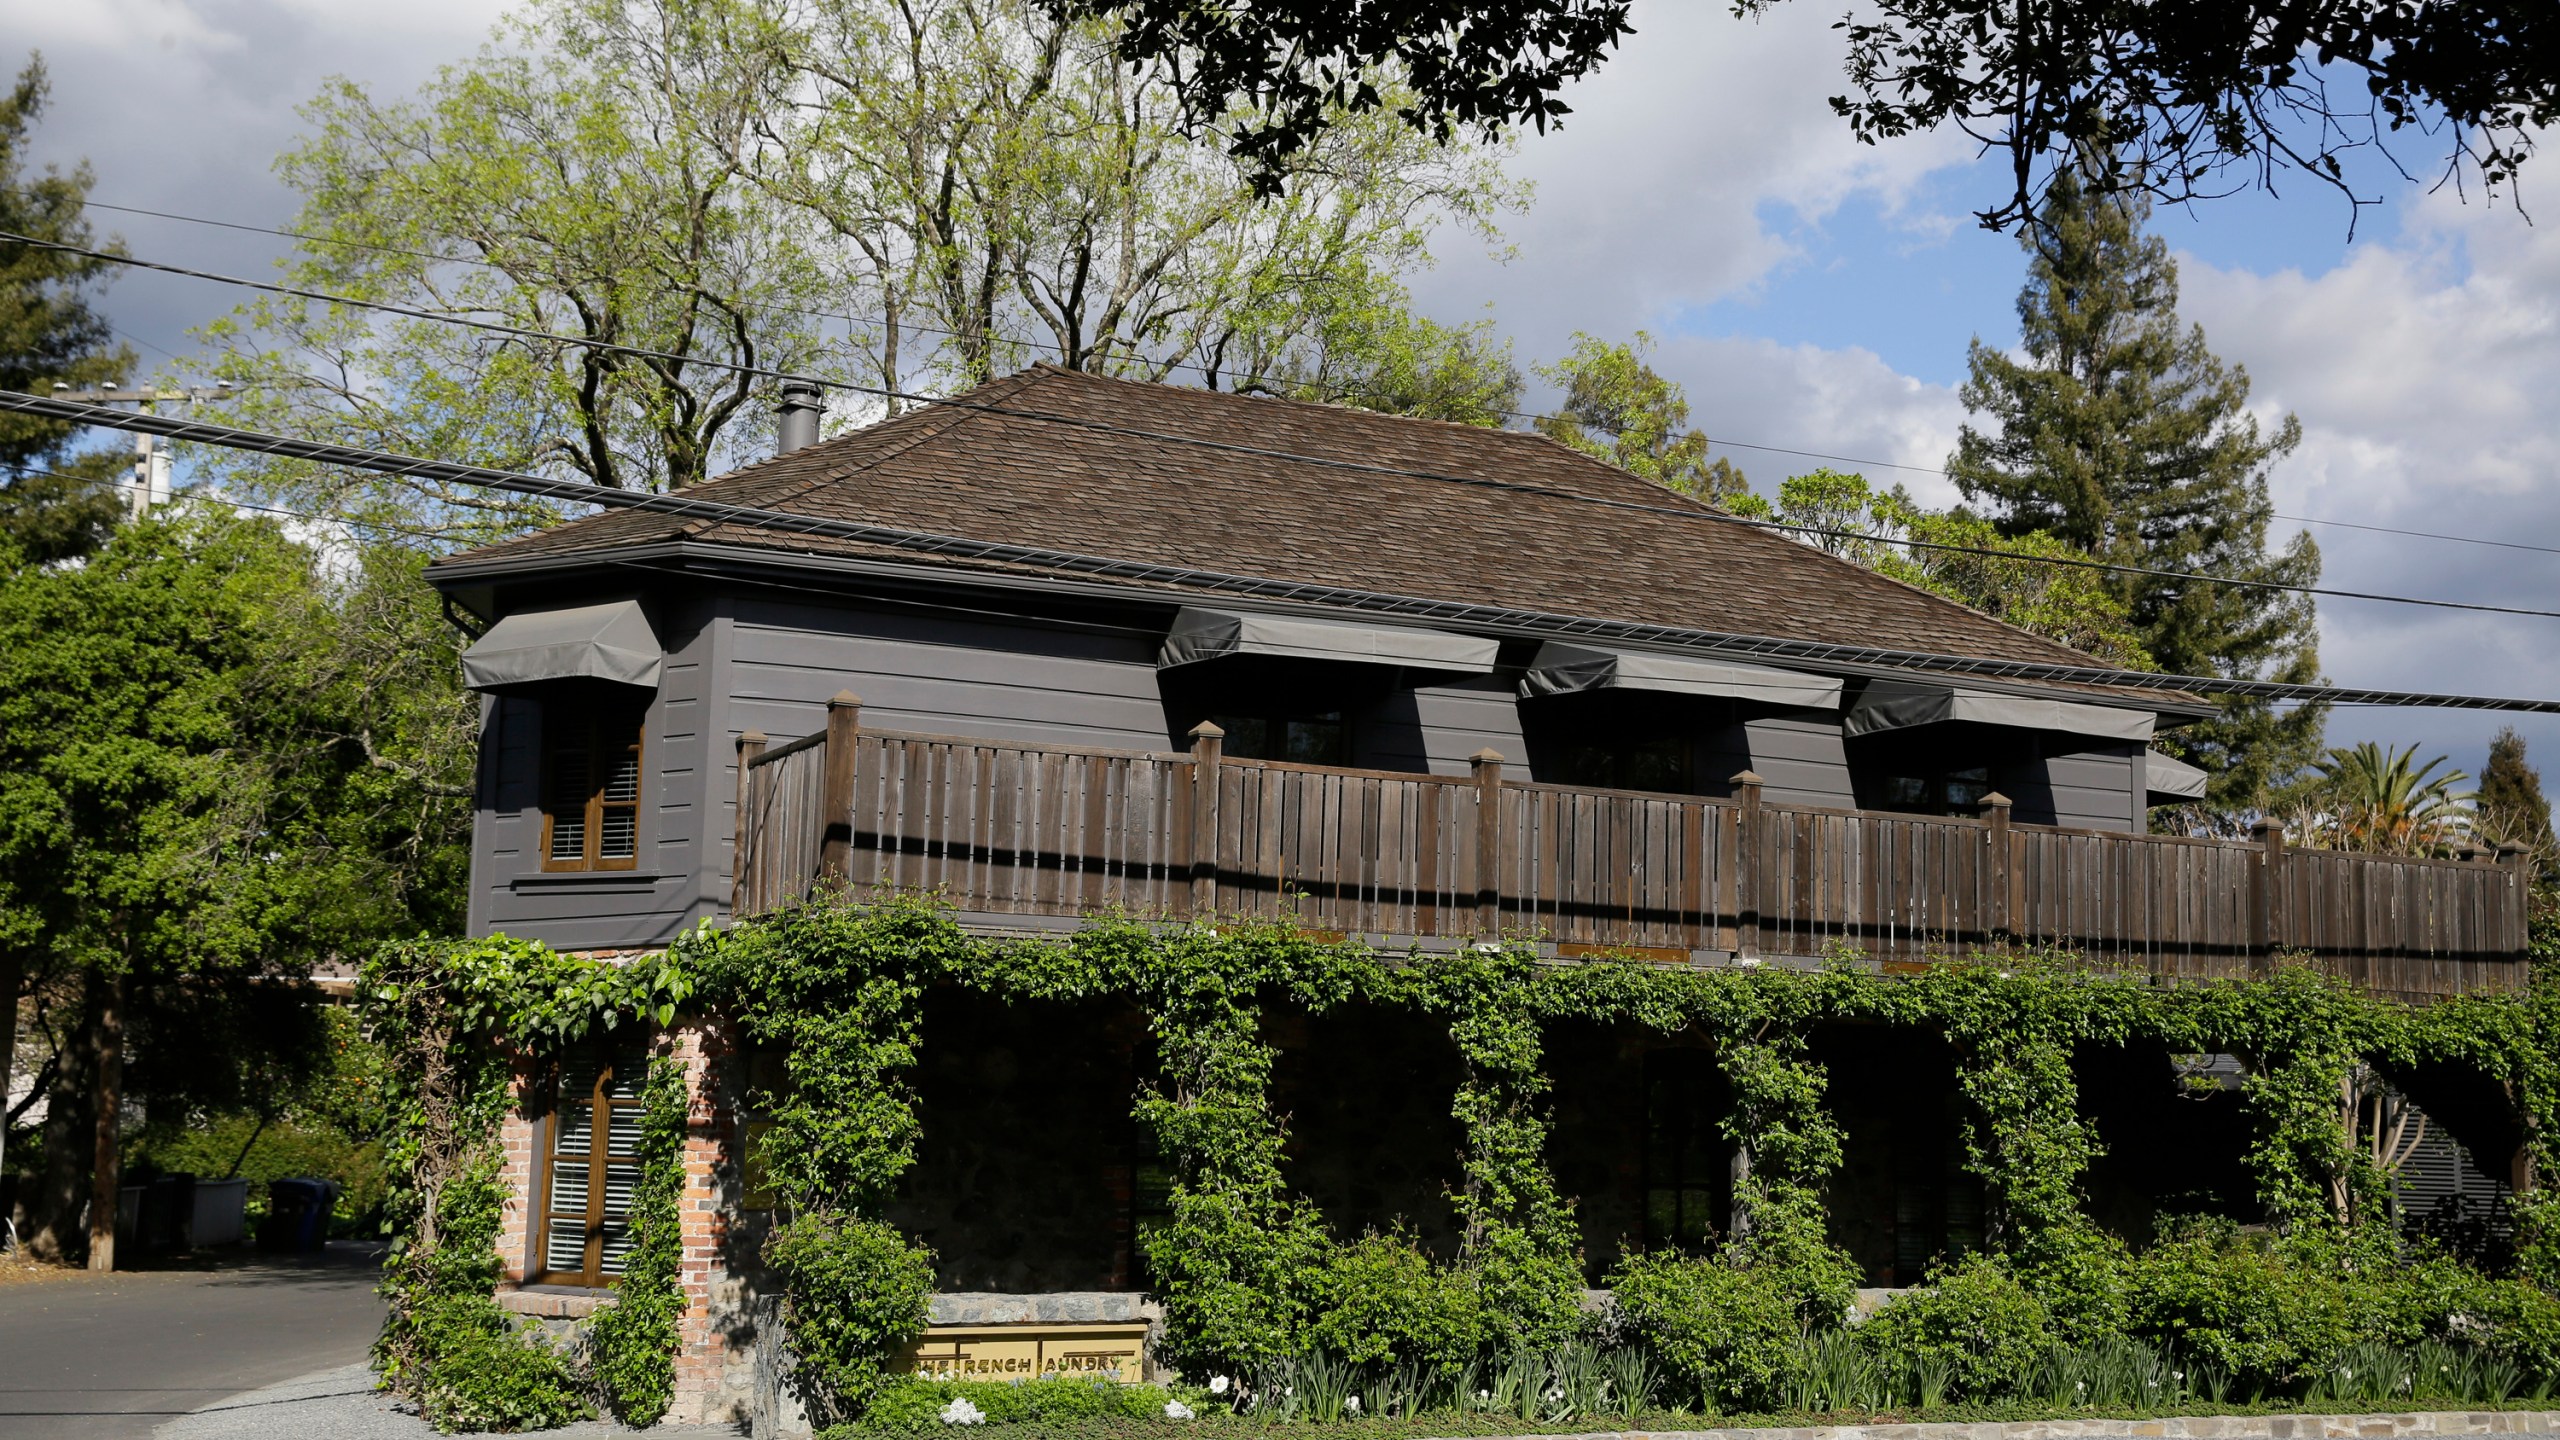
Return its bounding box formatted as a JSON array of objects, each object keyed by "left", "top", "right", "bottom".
[{"left": 428, "top": 365, "right": 2527, "bottom": 1428}]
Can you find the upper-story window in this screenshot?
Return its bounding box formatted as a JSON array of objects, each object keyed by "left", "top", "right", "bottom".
[
  {"left": 543, "top": 700, "right": 644, "bottom": 871},
  {"left": 1212, "top": 710, "right": 1351, "bottom": 766}
]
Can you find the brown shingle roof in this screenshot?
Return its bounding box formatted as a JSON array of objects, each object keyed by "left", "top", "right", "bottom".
[{"left": 436, "top": 365, "right": 2165, "bottom": 694}]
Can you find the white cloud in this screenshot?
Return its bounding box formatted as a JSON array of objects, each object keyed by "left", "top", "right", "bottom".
[
  {"left": 1411, "top": 0, "right": 1976, "bottom": 364},
  {"left": 2177, "top": 188, "right": 2560, "bottom": 773}
]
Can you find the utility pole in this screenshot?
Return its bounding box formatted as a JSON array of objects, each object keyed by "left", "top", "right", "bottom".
[{"left": 47, "top": 384, "right": 231, "bottom": 517}]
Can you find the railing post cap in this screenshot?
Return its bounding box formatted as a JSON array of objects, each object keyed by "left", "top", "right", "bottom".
[
  {"left": 1189, "top": 721, "right": 1225, "bottom": 740},
  {"left": 1469, "top": 747, "right": 1507, "bottom": 765},
  {"left": 738, "top": 728, "right": 767, "bottom": 746},
  {"left": 1730, "top": 769, "right": 1764, "bottom": 787},
  {"left": 828, "top": 690, "right": 862, "bottom": 708},
  {"left": 1979, "top": 791, "right": 2012, "bottom": 809}
]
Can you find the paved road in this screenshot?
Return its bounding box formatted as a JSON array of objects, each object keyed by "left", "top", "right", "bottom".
[{"left": 0, "top": 1244, "right": 384, "bottom": 1440}]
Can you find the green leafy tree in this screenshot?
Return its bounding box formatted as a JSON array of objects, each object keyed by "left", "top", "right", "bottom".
[
  {"left": 748, "top": 0, "right": 1519, "bottom": 401},
  {"left": 2310, "top": 742, "right": 2473, "bottom": 857},
  {"left": 1733, "top": 468, "right": 2153, "bottom": 668},
  {"left": 1236, "top": 278, "right": 1523, "bottom": 425},
  {"left": 193, "top": 1, "right": 840, "bottom": 535},
  {"left": 2475, "top": 727, "right": 2555, "bottom": 869},
  {"left": 1534, "top": 332, "right": 1748, "bottom": 502},
  {"left": 0, "top": 509, "right": 470, "bottom": 1262},
  {"left": 1067, "top": 0, "right": 2555, "bottom": 232},
  {"left": 1950, "top": 163, "right": 2321, "bottom": 820},
  {"left": 0, "top": 54, "right": 133, "bottom": 563}
]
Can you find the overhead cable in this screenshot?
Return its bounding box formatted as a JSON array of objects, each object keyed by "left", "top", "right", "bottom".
[
  {"left": 18, "top": 230, "right": 2560, "bottom": 625},
  {"left": 67, "top": 202, "right": 2560, "bottom": 562},
  {"left": 12, "top": 387, "right": 2560, "bottom": 716}
]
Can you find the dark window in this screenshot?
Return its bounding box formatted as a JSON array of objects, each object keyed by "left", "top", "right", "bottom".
[
  {"left": 1873, "top": 764, "right": 1991, "bottom": 816},
  {"left": 1554, "top": 734, "right": 1694, "bottom": 794},
  {"left": 537, "top": 1040, "right": 649, "bottom": 1286},
  {"left": 543, "top": 702, "right": 643, "bottom": 870},
  {"left": 1213, "top": 711, "right": 1350, "bottom": 766},
  {"left": 1644, "top": 1049, "right": 1725, "bottom": 1252}
]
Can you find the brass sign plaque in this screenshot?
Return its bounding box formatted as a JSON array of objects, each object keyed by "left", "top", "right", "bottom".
[{"left": 897, "top": 1323, "right": 1150, "bottom": 1385}]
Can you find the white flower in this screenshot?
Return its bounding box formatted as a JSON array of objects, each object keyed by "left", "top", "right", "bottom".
[
  {"left": 1547, "top": 1387, "right": 1565, "bottom": 1402},
  {"left": 1209, "top": 1376, "right": 1230, "bottom": 1396},
  {"left": 1347, "top": 1396, "right": 1362, "bottom": 1413},
  {"left": 1165, "top": 1401, "right": 1195, "bottom": 1421},
  {"left": 2172, "top": 1372, "right": 2184, "bottom": 1382},
  {"left": 1477, "top": 1389, "right": 1492, "bottom": 1402},
  {"left": 940, "top": 1398, "right": 986, "bottom": 1427}
]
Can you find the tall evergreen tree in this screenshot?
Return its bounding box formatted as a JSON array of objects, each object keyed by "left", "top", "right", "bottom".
[
  {"left": 2475, "top": 727, "right": 2554, "bottom": 866},
  {"left": 0, "top": 54, "right": 132, "bottom": 563},
  {"left": 1950, "top": 163, "right": 2323, "bottom": 822}
]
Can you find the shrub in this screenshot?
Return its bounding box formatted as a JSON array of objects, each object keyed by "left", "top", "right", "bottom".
[
  {"left": 1605, "top": 1251, "right": 1803, "bottom": 1412},
  {"left": 1859, "top": 1253, "right": 2049, "bottom": 1401},
  {"left": 2124, "top": 1220, "right": 2347, "bottom": 1390},
  {"left": 768, "top": 1211, "right": 938, "bottom": 1417},
  {"left": 2014, "top": 1227, "right": 2131, "bottom": 1346},
  {"left": 2470, "top": 1277, "right": 2560, "bottom": 1379},
  {"left": 406, "top": 1296, "right": 590, "bottom": 1434},
  {"left": 847, "top": 1376, "right": 1175, "bottom": 1433},
  {"left": 2344, "top": 1249, "right": 2498, "bottom": 1349},
  {"left": 1308, "top": 1232, "right": 1486, "bottom": 1372}
]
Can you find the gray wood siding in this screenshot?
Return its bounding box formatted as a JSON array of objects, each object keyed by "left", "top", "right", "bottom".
[
  {"left": 1734, "top": 712, "right": 1857, "bottom": 808},
  {"left": 1358, "top": 676, "right": 1532, "bottom": 777},
  {"left": 468, "top": 596, "right": 720, "bottom": 951},
  {"left": 2012, "top": 742, "right": 2144, "bottom": 832}
]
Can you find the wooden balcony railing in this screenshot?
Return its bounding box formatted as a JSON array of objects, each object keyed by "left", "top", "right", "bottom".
[{"left": 734, "top": 694, "right": 2531, "bottom": 1000}]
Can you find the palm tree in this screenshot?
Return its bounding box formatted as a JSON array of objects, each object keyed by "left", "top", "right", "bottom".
[{"left": 2311, "top": 742, "right": 2474, "bottom": 856}]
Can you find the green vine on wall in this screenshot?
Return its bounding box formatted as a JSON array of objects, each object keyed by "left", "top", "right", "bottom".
[
  {"left": 369, "top": 892, "right": 2560, "bottom": 1429},
  {"left": 590, "top": 1051, "right": 690, "bottom": 1425},
  {"left": 360, "top": 934, "right": 695, "bottom": 1431}
]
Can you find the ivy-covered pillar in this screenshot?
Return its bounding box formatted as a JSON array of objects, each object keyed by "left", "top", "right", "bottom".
[
  {"left": 2232, "top": 969, "right": 2377, "bottom": 1247},
  {"left": 1126, "top": 926, "right": 1331, "bottom": 1375},
  {"left": 1701, "top": 971, "right": 1857, "bottom": 1315},
  {"left": 1433, "top": 943, "right": 1582, "bottom": 1351}
]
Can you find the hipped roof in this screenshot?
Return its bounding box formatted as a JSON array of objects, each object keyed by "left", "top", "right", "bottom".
[{"left": 434, "top": 365, "right": 2191, "bottom": 711}]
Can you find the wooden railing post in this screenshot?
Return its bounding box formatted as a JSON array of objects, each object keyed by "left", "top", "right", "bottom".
[
  {"left": 2251, "top": 817, "right": 2287, "bottom": 970},
  {"left": 817, "top": 692, "right": 862, "bottom": 883},
  {"left": 1188, "top": 722, "right": 1224, "bottom": 916},
  {"left": 1979, "top": 792, "right": 2014, "bottom": 942},
  {"left": 732, "top": 729, "right": 768, "bottom": 912},
  {"left": 1470, "top": 748, "right": 1505, "bottom": 937},
  {"left": 1732, "top": 770, "right": 1763, "bottom": 962}
]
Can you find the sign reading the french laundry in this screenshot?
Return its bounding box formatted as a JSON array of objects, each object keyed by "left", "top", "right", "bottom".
[{"left": 896, "top": 1323, "right": 1149, "bottom": 1384}]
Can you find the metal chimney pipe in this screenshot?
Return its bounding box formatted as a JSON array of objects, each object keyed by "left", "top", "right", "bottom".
[{"left": 775, "top": 380, "right": 825, "bottom": 455}]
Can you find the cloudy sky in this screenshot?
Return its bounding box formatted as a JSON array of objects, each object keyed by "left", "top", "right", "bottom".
[{"left": 11, "top": 0, "right": 2560, "bottom": 779}]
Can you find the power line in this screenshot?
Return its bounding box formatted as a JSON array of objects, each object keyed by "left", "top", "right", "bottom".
[
  {"left": 23, "top": 230, "right": 2560, "bottom": 628},
  {"left": 10, "top": 386, "right": 2560, "bottom": 716},
  {"left": 77, "top": 197, "right": 2560, "bottom": 563}
]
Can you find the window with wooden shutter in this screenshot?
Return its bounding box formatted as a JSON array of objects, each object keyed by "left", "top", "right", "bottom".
[
  {"left": 541, "top": 701, "right": 644, "bottom": 871},
  {"left": 536, "top": 1040, "right": 649, "bottom": 1287}
]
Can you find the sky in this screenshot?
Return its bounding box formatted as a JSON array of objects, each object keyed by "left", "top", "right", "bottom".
[{"left": 8, "top": 0, "right": 2560, "bottom": 783}]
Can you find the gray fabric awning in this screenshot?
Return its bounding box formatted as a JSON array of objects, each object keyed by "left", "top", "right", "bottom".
[
  {"left": 1519, "top": 642, "right": 1844, "bottom": 710},
  {"left": 1157, "top": 606, "right": 1499, "bottom": 673},
  {"left": 2145, "top": 749, "right": 2210, "bottom": 802},
  {"left": 461, "top": 599, "right": 663, "bottom": 692},
  {"left": 1845, "top": 679, "right": 2158, "bottom": 742}
]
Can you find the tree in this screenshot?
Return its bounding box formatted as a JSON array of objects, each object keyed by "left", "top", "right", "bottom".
[
  {"left": 2474, "top": 727, "right": 2554, "bottom": 867},
  {"left": 1732, "top": 468, "right": 2153, "bottom": 668},
  {"left": 2310, "top": 742, "right": 2473, "bottom": 857},
  {"left": 1062, "top": 0, "right": 2558, "bottom": 230},
  {"left": 0, "top": 508, "right": 471, "bottom": 1263},
  {"left": 194, "top": 2, "right": 840, "bottom": 536},
  {"left": 0, "top": 54, "right": 134, "bottom": 563},
  {"left": 1948, "top": 164, "right": 2323, "bottom": 819},
  {"left": 1534, "top": 332, "right": 1748, "bottom": 503},
  {"left": 744, "top": 0, "right": 1518, "bottom": 402},
  {"left": 1239, "top": 290, "right": 1523, "bottom": 425}
]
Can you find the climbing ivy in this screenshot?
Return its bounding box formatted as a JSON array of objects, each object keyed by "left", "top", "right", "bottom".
[
  {"left": 359, "top": 933, "right": 696, "bottom": 1428},
  {"left": 372, "top": 890, "right": 2560, "bottom": 1428},
  {"left": 589, "top": 1051, "right": 690, "bottom": 1425}
]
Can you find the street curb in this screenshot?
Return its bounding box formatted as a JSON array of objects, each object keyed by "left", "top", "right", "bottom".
[{"left": 1439, "top": 1411, "right": 2560, "bottom": 1440}]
